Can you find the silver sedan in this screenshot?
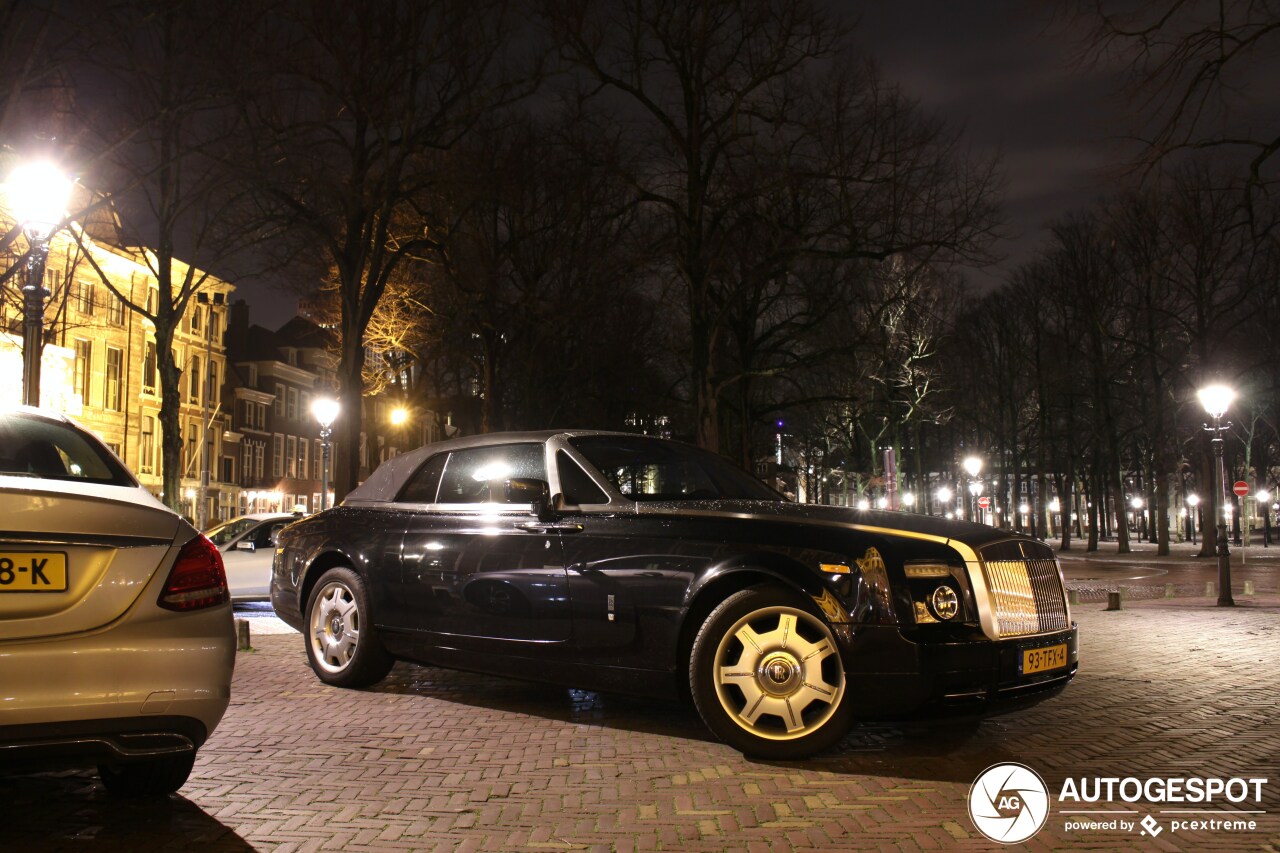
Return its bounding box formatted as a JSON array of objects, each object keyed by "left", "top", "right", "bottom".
[{"left": 0, "top": 407, "right": 234, "bottom": 795}]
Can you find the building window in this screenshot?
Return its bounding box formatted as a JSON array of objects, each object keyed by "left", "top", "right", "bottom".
[
  {"left": 190, "top": 305, "right": 202, "bottom": 334},
  {"left": 272, "top": 434, "right": 283, "bottom": 478},
  {"left": 299, "top": 438, "right": 309, "bottom": 481},
  {"left": 247, "top": 364, "right": 257, "bottom": 386},
  {"left": 314, "top": 439, "right": 322, "bottom": 479},
  {"left": 256, "top": 402, "right": 266, "bottom": 431},
  {"left": 286, "top": 436, "right": 297, "bottom": 478},
  {"left": 188, "top": 423, "right": 199, "bottom": 468},
  {"left": 73, "top": 339, "right": 92, "bottom": 404},
  {"left": 189, "top": 355, "right": 201, "bottom": 404},
  {"left": 105, "top": 346, "right": 123, "bottom": 412},
  {"left": 274, "top": 383, "right": 285, "bottom": 416},
  {"left": 287, "top": 386, "right": 298, "bottom": 421},
  {"left": 143, "top": 341, "right": 157, "bottom": 394},
  {"left": 107, "top": 296, "right": 125, "bottom": 326},
  {"left": 140, "top": 416, "right": 155, "bottom": 474},
  {"left": 210, "top": 309, "right": 221, "bottom": 342},
  {"left": 146, "top": 286, "right": 158, "bottom": 315},
  {"left": 254, "top": 442, "right": 265, "bottom": 480},
  {"left": 75, "top": 281, "right": 95, "bottom": 316},
  {"left": 208, "top": 361, "right": 219, "bottom": 405},
  {"left": 241, "top": 444, "right": 252, "bottom": 483}
]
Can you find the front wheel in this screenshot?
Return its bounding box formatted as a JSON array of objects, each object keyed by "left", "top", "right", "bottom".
[
  {"left": 305, "top": 566, "right": 394, "bottom": 687},
  {"left": 690, "top": 585, "right": 853, "bottom": 759}
]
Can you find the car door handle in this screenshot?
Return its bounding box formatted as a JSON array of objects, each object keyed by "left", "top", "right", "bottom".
[{"left": 516, "top": 522, "right": 583, "bottom": 534}]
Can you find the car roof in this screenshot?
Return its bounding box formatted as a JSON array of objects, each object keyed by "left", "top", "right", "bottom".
[{"left": 344, "top": 429, "right": 646, "bottom": 505}]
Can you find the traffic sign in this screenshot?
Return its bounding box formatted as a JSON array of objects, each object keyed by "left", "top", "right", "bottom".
[
  {"left": 977, "top": 496, "right": 991, "bottom": 509},
  {"left": 1233, "top": 481, "right": 1250, "bottom": 497}
]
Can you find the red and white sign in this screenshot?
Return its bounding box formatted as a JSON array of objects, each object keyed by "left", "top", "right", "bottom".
[
  {"left": 977, "top": 496, "right": 991, "bottom": 509},
  {"left": 1233, "top": 481, "right": 1250, "bottom": 497}
]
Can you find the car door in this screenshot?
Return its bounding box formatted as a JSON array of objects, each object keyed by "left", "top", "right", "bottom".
[
  {"left": 390, "top": 442, "right": 572, "bottom": 654},
  {"left": 221, "top": 518, "right": 287, "bottom": 599},
  {"left": 552, "top": 449, "right": 706, "bottom": 668}
]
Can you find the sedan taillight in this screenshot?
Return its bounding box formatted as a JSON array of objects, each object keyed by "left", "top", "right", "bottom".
[{"left": 158, "top": 534, "right": 230, "bottom": 611}]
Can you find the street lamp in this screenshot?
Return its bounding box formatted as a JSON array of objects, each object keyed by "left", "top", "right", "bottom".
[
  {"left": 962, "top": 456, "right": 983, "bottom": 522},
  {"left": 7, "top": 161, "right": 74, "bottom": 407},
  {"left": 312, "top": 395, "right": 339, "bottom": 511},
  {"left": 1186, "top": 493, "right": 1200, "bottom": 544},
  {"left": 1258, "top": 489, "right": 1272, "bottom": 547},
  {"left": 1197, "top": 384, "right": 1235, "bottom": 606}
]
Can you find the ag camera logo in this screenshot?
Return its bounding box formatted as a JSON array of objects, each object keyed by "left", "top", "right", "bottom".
[{"left": 969, "top": 763, "right": 1051, "bottom": 843}]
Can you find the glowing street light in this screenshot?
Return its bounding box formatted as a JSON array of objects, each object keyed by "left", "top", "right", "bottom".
[
  {"left": 7, "top": 161, "right": 74, "bottom": 407},
  {"left": 1198, "top": 384, "right": 1235, "bottom": 606},
  {"left": 1258, "top": 489, "right": 1273, "bottom": 547},
  {"left": 312, "top": 395, "right": 340, "bottom": 511},
  {"left": 390, "top": 406, "right": 409, "bottom": 426}
]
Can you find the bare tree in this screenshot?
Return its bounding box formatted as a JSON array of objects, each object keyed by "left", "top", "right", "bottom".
[
  {"left": 1078, "top": 0, "right": 1280, "bottom": 232},
  {"left": 549, "top": 1, "right": 1000, "bottom": 454},
  {"left": 245, "top": 0, "right": 530, "bottom": 499},
  {"left": 55, "top": 0, "right": 262, "bottom": 510}
]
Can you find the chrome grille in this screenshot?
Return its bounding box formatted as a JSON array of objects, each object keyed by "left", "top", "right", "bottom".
[{"left": 979, "top": 541, "right": 1070, "bottom": 637}]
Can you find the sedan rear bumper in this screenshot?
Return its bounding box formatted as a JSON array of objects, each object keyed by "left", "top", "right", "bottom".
[
  {"left": 0, "top": 715, "right": 206, "bottom": 771},
  {"left": 0, "top": 604, "right": 234, "bottom": 768}
]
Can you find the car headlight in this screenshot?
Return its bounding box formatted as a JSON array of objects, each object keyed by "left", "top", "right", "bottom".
[{"left": 930, "top": 584, "right": 960, "bottom": 620}]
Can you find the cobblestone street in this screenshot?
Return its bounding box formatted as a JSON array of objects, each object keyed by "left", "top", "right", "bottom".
[{"left": 9, "top": 592, "right": 1280, "bottom": 852}]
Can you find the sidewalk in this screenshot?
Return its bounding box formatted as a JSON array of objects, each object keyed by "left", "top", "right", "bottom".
[{"left": 1054, "top": 536, "right": 1280, "bottom": 601}]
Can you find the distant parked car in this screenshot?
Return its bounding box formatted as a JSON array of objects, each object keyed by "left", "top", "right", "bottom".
[
  {"left": 207, "top": 512, "right": 300, "bottom": 600},
  {"left": 0, "top": 406, "right": 234, "bottom": 795},
  {"left": 272, "top": 430, "right": 1077, "bottom": 759}
]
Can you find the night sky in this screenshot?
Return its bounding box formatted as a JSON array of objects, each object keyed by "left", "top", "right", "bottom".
[
  {"left": 246, "top": 3, "right": 1138, "bottom": 326},
  {"left": 857, "top": 1, "right": 1128, "bottom": 291}
]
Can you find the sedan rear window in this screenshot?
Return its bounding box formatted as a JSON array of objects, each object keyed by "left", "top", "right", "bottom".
[
  {"left": 569, "top": 436, "right": 782, "bottom": 502},
  {"left": 0, "top": 412, "right": 135, "bottom": 486}
]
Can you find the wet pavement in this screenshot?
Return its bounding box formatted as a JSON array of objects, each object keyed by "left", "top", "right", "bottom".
[{"left": 6, "top": 542, "right": 1279, "bottom": 852}]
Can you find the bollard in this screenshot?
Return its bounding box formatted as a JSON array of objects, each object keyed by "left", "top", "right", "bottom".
[
  {"left": 1244, "top": 580, "right": 1255, "bottom": 596},
  {"left": 236, "top": 618, "right": 251, "bottom": 651},
  {"left": 1105, "top": 591, "right": 1122, "bottom": 611},
  {"left": 1165, "top": 583, "right": 1176, "bottom": 599},
  {"left": 1068, "top": 589, "right": 1081, "bottom": 605},
  {"left": 1205, "top": 581, "right": 1216, "bottom": 597}
]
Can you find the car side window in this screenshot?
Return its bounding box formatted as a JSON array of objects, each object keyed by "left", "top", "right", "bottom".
[
  {"left": 437, "top": 443, "right": 546, "bottom": 504},
  {"left": 397, "top": 452, "right": 448, "bottom": 503},
  {"left": 556, "top": 451, "right": 608, "bottom": 505},
  {"left": 249, "top": 522, "right": 279, "bottom": 548}
]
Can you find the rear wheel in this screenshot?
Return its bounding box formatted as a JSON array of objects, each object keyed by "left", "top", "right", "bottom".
[
  {"left": 98, "top": 752, "right": 195, "bottom": 796},
  {"left": 690, "top": 585, "right": 853, "bottom": 759},
  {"left": 305, "top": 566, "right": 394, "bottom": 687}
]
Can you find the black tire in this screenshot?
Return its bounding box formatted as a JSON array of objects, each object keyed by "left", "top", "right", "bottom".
[
  {"left": 98, "top": 752, "right": 195, "bottom": 796},
  {"left": 690, "top": 584, "right": 853, "bottom": 759},
  {"left": 304, "top": 566, "right": 394, "bottom": 688}
]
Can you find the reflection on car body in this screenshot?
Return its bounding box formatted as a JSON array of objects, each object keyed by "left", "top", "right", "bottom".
[{"left": 272, "top": 430, "right": 1078, "bottom": 758}]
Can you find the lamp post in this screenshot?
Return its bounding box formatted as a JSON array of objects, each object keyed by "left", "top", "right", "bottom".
[
  {"left": 962, "top": 456, "right": 983, "bottom": 522},
  {"left": 8, "top": 162, "right": 74, "bottom": 407},
  {"left": 1186, "top": 494, "right": 1200, "bottom": 544},
  {"left": 935, "top": 486, "right": 952, "bottom": 518},
  {"left": 312, "top": 396, "right": 339, "bottom": 511},
  {"left": 1257, "top": 489, "right": 1271, "bottom": 547},
  {"left": 1197, "top": 384, "right": 1235, "bottom": 606}
]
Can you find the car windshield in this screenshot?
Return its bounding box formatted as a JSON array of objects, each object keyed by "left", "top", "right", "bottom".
[
  {"left": 0, "top": 412, "right": 135, "bottom": 486},
  {"left": 569, "top": 436, "right": 783, "bottom": 502},
  {"left": 206, "top": 517, "right": 261, "bottom": 546}
]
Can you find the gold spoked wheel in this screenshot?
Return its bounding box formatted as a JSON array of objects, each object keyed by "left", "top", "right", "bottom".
[
  {"left": 712, "top": 604, "right": 845, "bottom": 741},
  {"left": 691, "top": 586, "right": 852, "bottom": 757}
]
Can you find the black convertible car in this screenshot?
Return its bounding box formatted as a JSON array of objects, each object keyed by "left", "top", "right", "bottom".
[{"left": 272, "top": 431, "right": 1077, "bottom": 758}]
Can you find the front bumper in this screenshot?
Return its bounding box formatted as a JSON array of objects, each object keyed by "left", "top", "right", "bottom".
[{"left": 836, "top": 622, "right": 1078, "bottom": 718}]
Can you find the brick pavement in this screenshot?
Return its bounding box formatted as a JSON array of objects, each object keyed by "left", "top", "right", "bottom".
[{"left": 8, "top": 598, "right": 1280, "bottom": 852}]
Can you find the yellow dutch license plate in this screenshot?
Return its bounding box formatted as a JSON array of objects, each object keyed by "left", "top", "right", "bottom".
[
  {"left": 0, "top": 552, "right": 68, "bottom": 592},
  {"left": 1021, "top": 643, "right": 1067, "bottom": 675}
]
